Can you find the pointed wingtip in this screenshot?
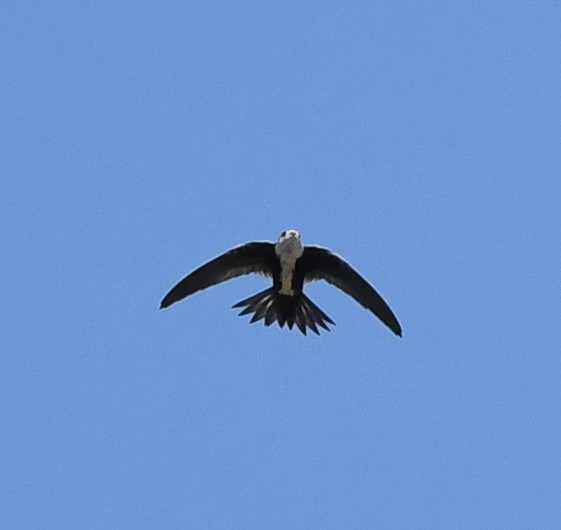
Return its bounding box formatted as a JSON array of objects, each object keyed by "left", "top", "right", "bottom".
[
  {"left": 389, "top": 318, "right": 402, "bottom": 337},
  {"left": 160, "top": 293, "right": 177, "bottom": 309}
]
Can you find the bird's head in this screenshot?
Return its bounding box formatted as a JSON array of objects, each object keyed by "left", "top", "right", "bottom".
[{"left": 275, "top": 229, "right": 303, "bottom": 259}]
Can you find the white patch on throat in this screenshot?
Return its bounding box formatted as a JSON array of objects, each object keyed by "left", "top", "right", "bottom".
[{"left": 275, "top": 230, "right": 304, "bottom": 296}]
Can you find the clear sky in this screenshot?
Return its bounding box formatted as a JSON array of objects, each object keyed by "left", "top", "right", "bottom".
[{"left": 3, "top": 2, "right": 561, "bottom": 529}]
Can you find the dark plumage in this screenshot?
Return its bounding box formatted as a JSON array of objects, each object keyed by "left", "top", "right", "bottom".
[{"left": 160, "top": 230, "right": 402, "bottom": 336}]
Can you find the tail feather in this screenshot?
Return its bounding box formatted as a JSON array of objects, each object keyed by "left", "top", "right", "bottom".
[
  {"left": 300, "top": 302, "right": 318, "bottom": 335},
  {"left": 232, "top": 288, "right": 335, "bottom": 336},
  {"left": 264, "top": 300, "right": 278, "bottom": 327},
  {"left": 249, "top": 296, "right": 272, "bottom": 323},
  {"left": 301, "top": 296, "right": 334, "bottom": 331},
  {"left": 298, "top": 298, "right": 316, "bottom": 334}
]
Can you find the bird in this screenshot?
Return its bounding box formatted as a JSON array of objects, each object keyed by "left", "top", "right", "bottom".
[{"left": 160, "top": 229, "right": 402, "bottom": 337}]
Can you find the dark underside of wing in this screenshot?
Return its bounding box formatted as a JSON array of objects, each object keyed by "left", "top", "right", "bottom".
[
  {"left": 298, "top": 246, "right": 403, "bottom": 336},
  {"left": 160, "top": 242, "right": 276, "bottom": 309}
]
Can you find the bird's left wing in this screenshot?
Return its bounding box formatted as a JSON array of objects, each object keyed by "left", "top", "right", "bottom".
[
  {"left": 299, "top": 246, "right": 402, "bottom": 336},
  {"left": 160, "top": 242, "right": 276, "bottom": 309}
]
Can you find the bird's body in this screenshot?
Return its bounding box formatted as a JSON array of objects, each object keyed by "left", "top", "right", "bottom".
[{"left": 160, "top": 229, "right": 402, "bottom": 336}]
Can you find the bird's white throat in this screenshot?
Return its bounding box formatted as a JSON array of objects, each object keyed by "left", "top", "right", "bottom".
[{"left": 275, "top": 229, "right": 304, "bottom": 295}]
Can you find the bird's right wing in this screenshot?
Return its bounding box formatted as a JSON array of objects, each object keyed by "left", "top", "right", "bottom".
[
  {"left": 160, "top": 242, "right": 276, "bottom": 309},
  {"left": 300, "top": 246, "right": 402, "bottom": 336}
]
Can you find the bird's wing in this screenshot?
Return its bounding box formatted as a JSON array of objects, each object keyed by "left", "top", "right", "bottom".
[
  {"left": 299, "top": 246, "right": 402, "bottom": 336},
  {"left": 160, "top": 242, "right": 276, "bottom": 309}
]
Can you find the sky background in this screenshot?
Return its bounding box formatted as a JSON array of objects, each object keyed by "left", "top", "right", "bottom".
[{"left": 2, "top": 2, "right": 561, "bottom": 528}]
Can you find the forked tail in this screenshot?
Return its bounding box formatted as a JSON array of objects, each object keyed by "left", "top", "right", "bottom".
[{"left": 232, "top": 288, "right": 335, "bottom": 335}]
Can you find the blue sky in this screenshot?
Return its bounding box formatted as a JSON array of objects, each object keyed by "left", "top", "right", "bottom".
[{"left": 3, "top": 2, "right": 561, "bottom": 528}]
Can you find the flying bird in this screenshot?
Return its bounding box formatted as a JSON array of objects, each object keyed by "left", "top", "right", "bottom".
[{"left": 160, "top": 229, "right": 402, "bottom": 337}]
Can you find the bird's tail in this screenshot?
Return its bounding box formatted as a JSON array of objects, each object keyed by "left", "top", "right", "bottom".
[{"left": 232, "top": 288, "right": 335, "bottom": 335}]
